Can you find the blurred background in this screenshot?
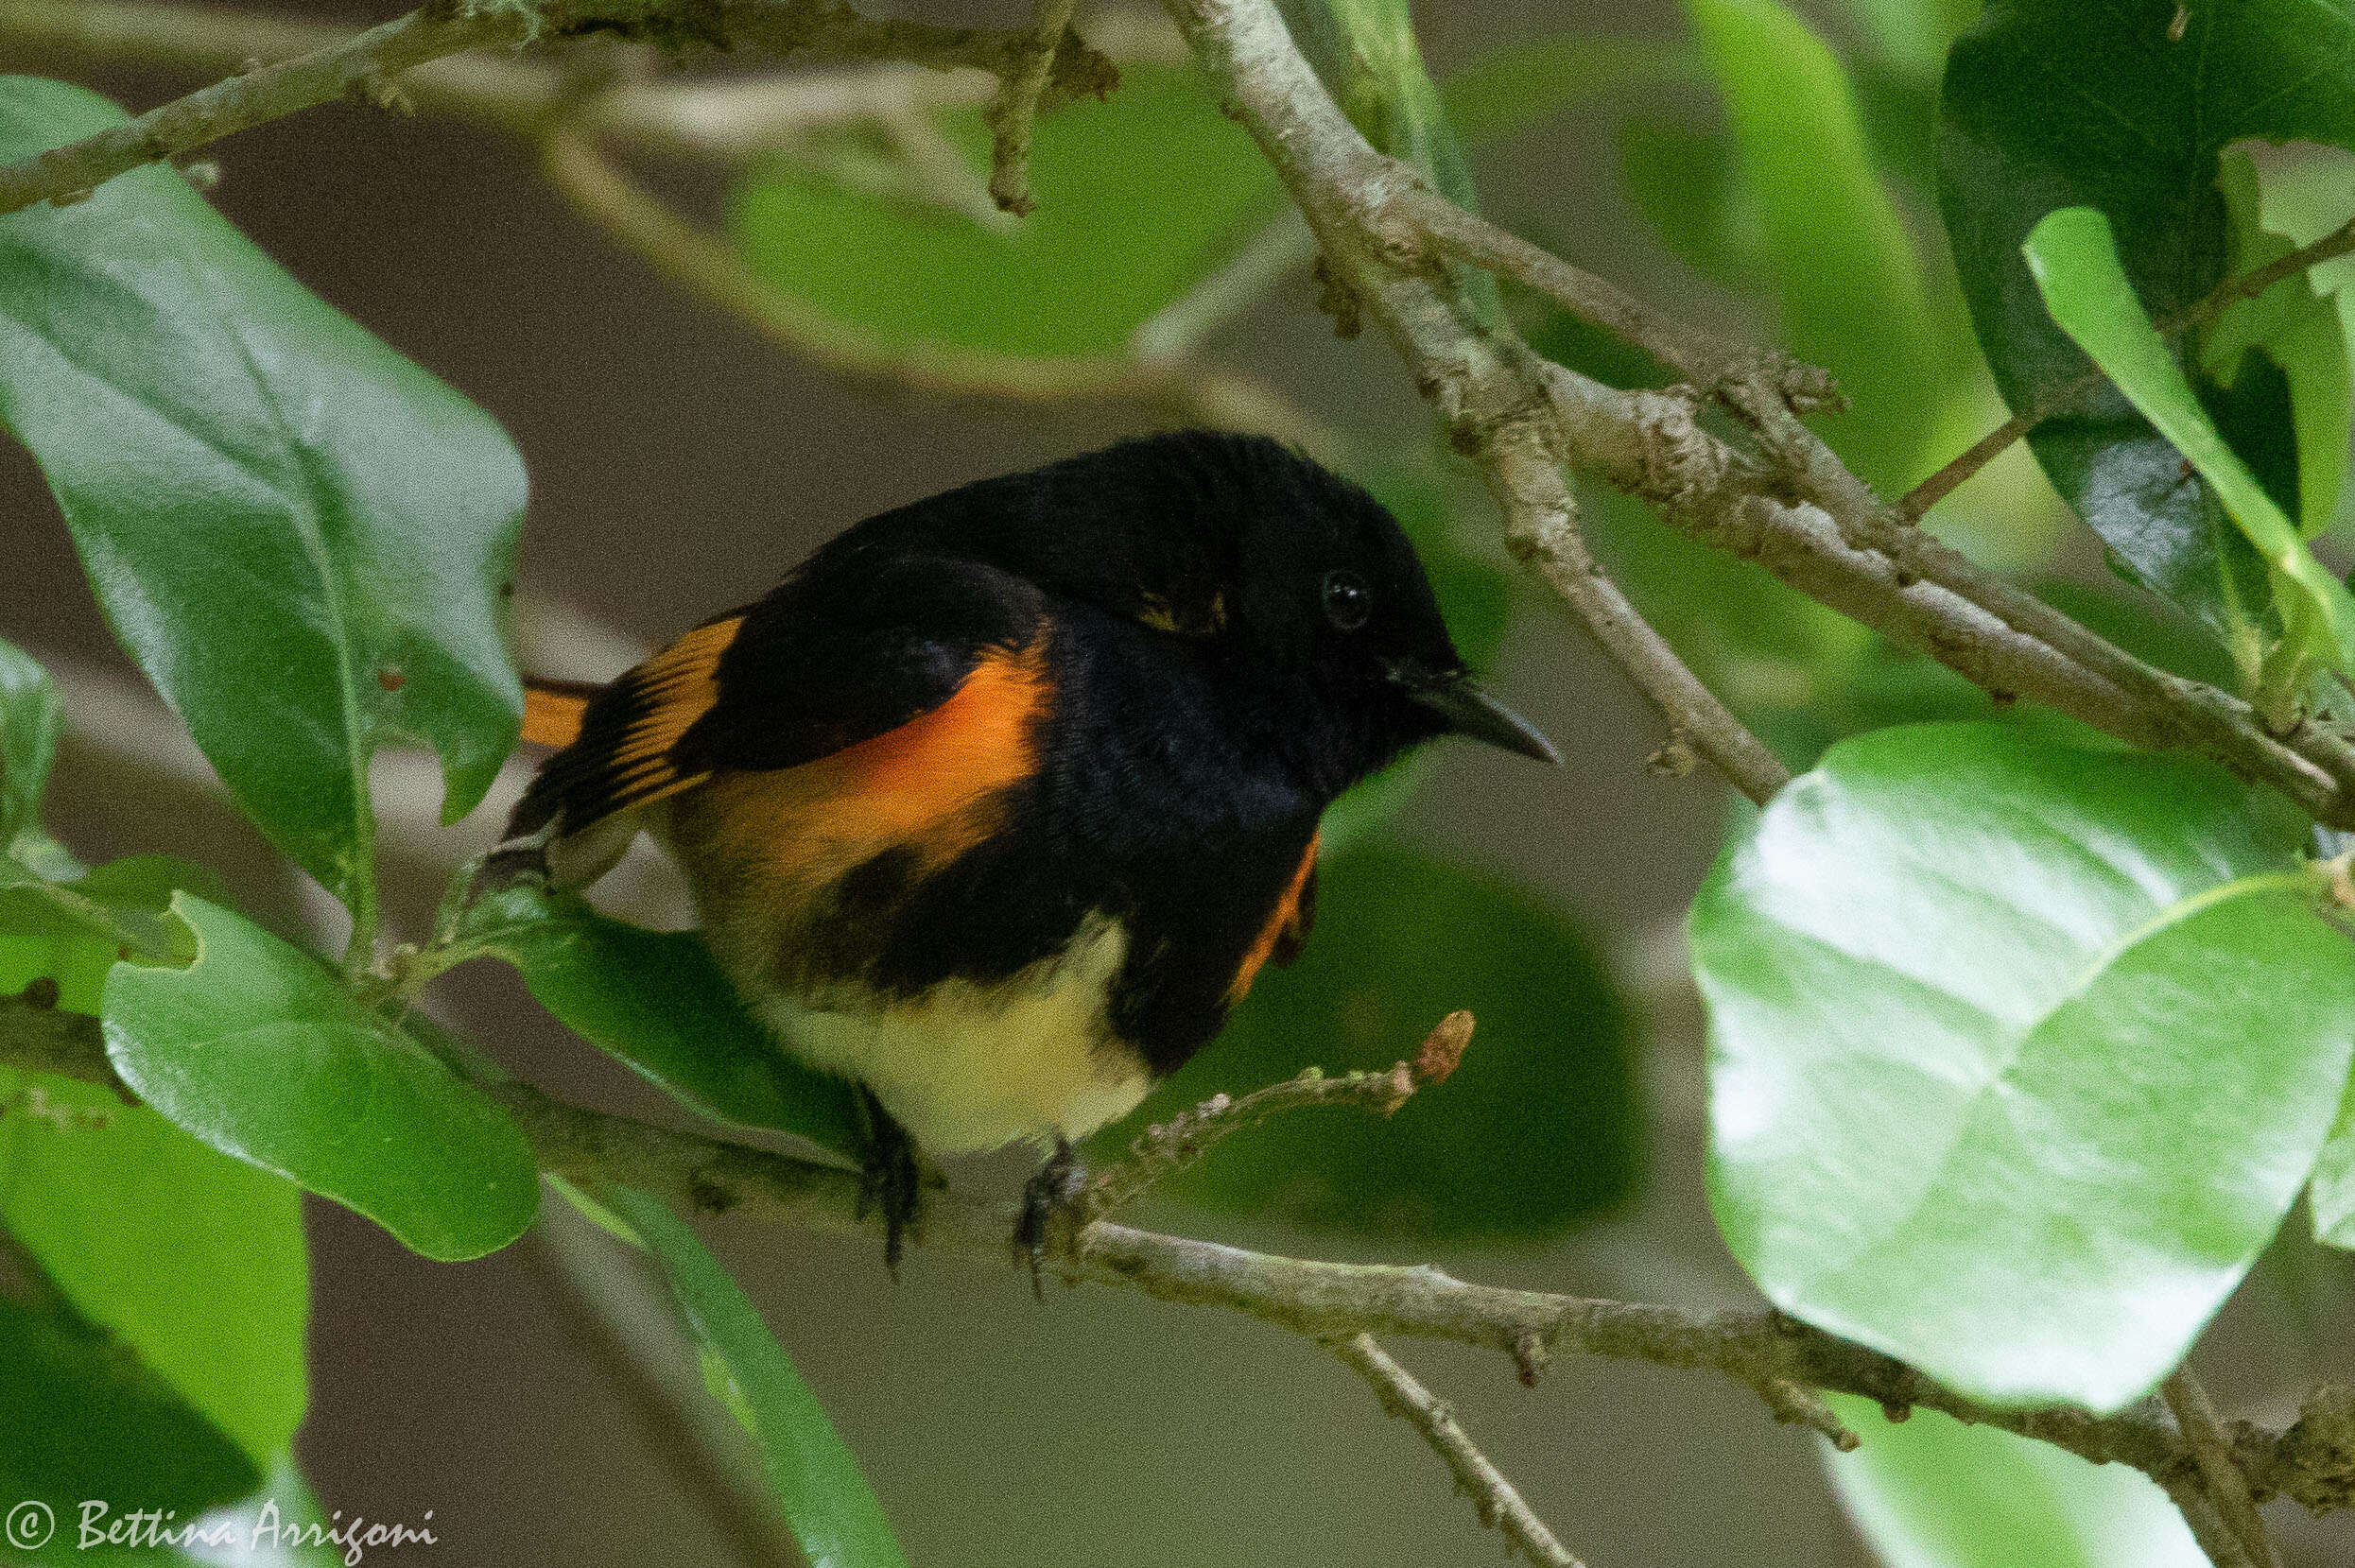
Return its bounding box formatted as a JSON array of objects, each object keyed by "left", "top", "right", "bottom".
[{"left": 7, "top": 0, "right": 2355, "bottom": 1561}]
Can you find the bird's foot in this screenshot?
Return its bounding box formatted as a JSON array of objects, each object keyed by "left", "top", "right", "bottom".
[
  {"left": 854, "top": 1086, "right": 926, "bottom": 1277},
  {"left": 1013, "top": 1136, "right": 1091, "bottom": 1300}
]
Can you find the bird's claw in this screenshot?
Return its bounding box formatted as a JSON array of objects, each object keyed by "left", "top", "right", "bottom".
[
  {"left": 855, "top": 1086, "right": 925, "bottom": 1277},
  {"left": 1013, "top": 1136, "right": 1090, "bottom": 1300}
]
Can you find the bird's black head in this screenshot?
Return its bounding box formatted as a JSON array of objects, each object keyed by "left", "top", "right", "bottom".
[{"left": 883, "top": 430, "right": 1557, "bottom": 801}]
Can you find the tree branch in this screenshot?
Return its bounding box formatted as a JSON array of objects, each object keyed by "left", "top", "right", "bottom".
[
  {"left": 2163, "top": 1368, "right": 2280, "bottom": 1568},
  {"left": 1332, "top": 1332, "right": 1587, "bottom": 1568},
  {"left": 982, "top": 0, "right": 1082, "bottom": 215},
  {"left": 8, "top": 986, "right": 2352, "bottom": 1518},
  {"left": 0, "top": 0, "right": 1120, "bottom": 216}
]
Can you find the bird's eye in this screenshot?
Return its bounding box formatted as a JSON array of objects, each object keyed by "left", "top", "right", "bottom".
[{"left": 1322, "top": 570, "right": 1373, "bottom": 631}]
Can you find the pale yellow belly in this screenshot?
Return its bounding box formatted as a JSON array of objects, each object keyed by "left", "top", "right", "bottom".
[{"left": 753, "top": 915, "right": 1152, "bottom": 1153}]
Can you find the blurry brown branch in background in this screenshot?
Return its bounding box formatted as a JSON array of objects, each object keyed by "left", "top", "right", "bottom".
[
  {"left": 0, "top": 0, "right": 1121, "bottom": 215},
  {"left": 1331, "top": 1331, "right": 1587, "bottom": 1568},
  {"left": 10, "top": 987, "right": 2355, "bottom": 1537},
  {"left": 0, "top": 0, "right": 1333, "bottom": 448}
]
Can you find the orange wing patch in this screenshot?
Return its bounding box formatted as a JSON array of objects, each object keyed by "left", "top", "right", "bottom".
[
  {"left": 1226, "top": 832, "right": 1320, "bottom": 1005},
  {"left": 521, "top": 683, "right": 591, "bottom": 749},
  {"left": 665, "top": 639, "right": 1053, "bottom": 937},
  {"left": 588, "top": 615, "right": 743, "bottom": 815}
]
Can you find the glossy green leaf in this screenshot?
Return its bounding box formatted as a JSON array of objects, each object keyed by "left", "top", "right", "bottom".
[
  {"left": 2026, "top": 206, "right": 2355, "bottom": 689},
  {"left": 734, "top": 66, "right": 1282, "bottom": 361},
  {"left": 455, "top": 883, "right": 859, "bottom": 1156},
  {"left": 1939, "top": 0, "right": 2355, "bottom": 643},
  {"left": 2205, "top": 148, "right": 2350, "bottom": 539},
  {"left": 0, "top": 637, "right": 60, "bottom": 855},
  {"left": 1, "top": 959, "right": 306, "bottom": 1476},
  {"left": 103, "top": 895, "right": 538, "bottom": 1261},
  {"left": 1823, "top": 1396, "right": 2204, "bottom": 1567},
  {"left": 0, "top": 1295, "right": 259, "bottom": 1525},
  {"left": 1694, "top": 723, "right": 2355, "bottom": 1410},
  {"left": 1685, "top": 0, "right": 1942, "bottom": 489},
  {"left": 1096, "top": 842, "right": 1637, "bottom": 1239},
  {"left": 2312, "top": 1072, "right": 2355, "bottom": 1248},
  {"left": 604, "top": 1186, "right": 908, "bottom": 1568},
  {"left": 0, "top": 78, "right": 525, "bottom": 917}
]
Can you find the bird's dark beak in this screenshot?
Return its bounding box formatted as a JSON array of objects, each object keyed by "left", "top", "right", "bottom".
[{"left": 1388, "top": 663, "right": 1562, "bottom": 765}]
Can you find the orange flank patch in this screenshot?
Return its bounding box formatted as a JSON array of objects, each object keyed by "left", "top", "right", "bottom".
[
  {"left": 1226, "top": 832, "right": 1320, "bottom": 1005},
  {"left": 667, "top": 639, "right": 1053, "bottom": 928},
  {"left": 521, "top": 685, "right": 589, "bottom": 749}
]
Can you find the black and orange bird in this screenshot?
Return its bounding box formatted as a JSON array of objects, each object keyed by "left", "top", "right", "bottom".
[{"left": 495, "top": 431, "right": 1557, "bottom": 1268}]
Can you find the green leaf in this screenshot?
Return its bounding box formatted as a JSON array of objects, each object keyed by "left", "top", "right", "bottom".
[
  {"left": 455, "top": 883, "right": 860, "bottom": 1156},
  {"left": 103, "top": 895, "right": 538, "bottom": 1261},
  {"left": 0, "top": 1294, "right": 259, "bottom": 1525},
  {"left": 2026, "top": 206, "right": 2355, "bottom": 697},
  {"left": 734, "top": 65, "right": 1283, "bottom": 361},
  {"left": 0, "top": 1066, "right": 307, "bottom": 1475},
  {"left": 2312, "top": 1073, "right": 2355, "bottom": 1249},
  {"left": 1823, "top": 1395, "right": 2204, "bottom": 1567},
  {"left": 1939, "top": 0, "right": 2355, "bottom": 646},
  {"left": 1616, "top": 116, "right": 1758, "bottom": 288},
  {"left": 2205, "top": 148, "right": 2350, "bottom": 540},
  {"left": 1685, "top": 0, "right": 1942, "bottom": 489},
  {"left": 0, "top": 78, "right": 526, "bottom": 920},
  {"left": 604, "top": 1186, "right": 908, "bottom": 1568},
  {"left": 1692, "top": 722, "right": 2355, "bottom": 1411},
  {"left": 0, "top": 637, "right": 61, "bottom": 855},
  {"left": 1095, "top": 842, "right": 1638, "bottom": 1239}
]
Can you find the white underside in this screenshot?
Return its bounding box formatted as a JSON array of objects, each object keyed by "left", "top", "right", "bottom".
[{"left": 755, "top": 915, "right": 1151, "bottom": 1153}]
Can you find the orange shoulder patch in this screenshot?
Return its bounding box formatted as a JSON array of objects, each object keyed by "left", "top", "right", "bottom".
[{"left": 666, "top": 638, "right": 1054, "bottom": 914}]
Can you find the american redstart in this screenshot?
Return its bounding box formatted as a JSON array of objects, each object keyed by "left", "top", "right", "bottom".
[{"left": 494, "top": 431, "right": 1557, "bottom": 1269}]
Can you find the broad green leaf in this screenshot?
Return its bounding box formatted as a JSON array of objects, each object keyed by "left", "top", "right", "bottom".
[
  {"left": 1823, "top": 1395, "right": 2204, "bottom": 1567},
  {"left": 2205, "top": 148, "right": 2350, "bottom": 538},
  {"left": 0, "top": 1295, "right": 257, "bottom": 1525},
  {"left": 2312, "top": 1072, "right": 2355, "bottom": 1248},
  {"left": 0, "top": 78, "right": 526, "bottom": 920},
  {"left": 604, "top": 1186, "right": 908, "bottom": 1568},
  {"left": 1096, "top": 843, "right": 1637, "bottom": 1239},
  {"left": 1617, "top": 117, "right": 1759, "bottom": 288},
  {"left": 1685, "top": 0, "right": 1942, "bottom": 489},
  {"left": 734, "top": 66, "right": 1283, "bottom": 360},
  {"left": 2026, "top": 206, "right": 2355, "bottom": 694},
  {"left": 1831, "top": 0, "right": 1980, "bottom": 83},
  {"left": 455, "top": 884, "right": 859, "bottom": 1156},
  {"left": 0, "top": 1060, "right": 307, "bottom": 1476},
  {"left": 1693, "top": 722, "right": 2355, "bottom": 1410},
  {"left": 1939, "top": 0, "right": 2355, "bottom": 645},
  {"left": 103, "top": 895, "right": 538, "bottom": 1261},
  {"left": 0, "top": 637, "right": 60, "bottom": 855}
]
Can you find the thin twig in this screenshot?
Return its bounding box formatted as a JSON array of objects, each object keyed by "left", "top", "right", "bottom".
[
  {"left": 1087, "top": 1010, "right": 1470, "bottom": 1216},
  {"left": 9, "top": 993, "right": 2352, "bottom": 1517},
  {"left": 983, "top": 0, "right": 1084, "bottom": 215},
  {"left": 2163, "top": 1369, "right": 2279, "bottom": 1568},
  {"left": 0, "top": 0, "right": 1124, "bottom": 217},
  {"left": 1896, "top": 211, "right": 2355, "bottom": 522},
  {"left": 0, "top": 2, "right": 524, "bottom": 215},
  {"left": 1331, "top": 1332, "right": 1586, "bottom": 1568},
  {"left": 1408, "top": 185, "right": 1835, "bottom": 410},
  {"left": 2165, "top": 1474, "right": 2263, "bottom": 1568}
]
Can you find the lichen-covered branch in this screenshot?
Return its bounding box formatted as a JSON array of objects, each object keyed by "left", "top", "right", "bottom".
[
  {"left": 8, "top": 987, "right": 2349, "bottom": 1519},
  {"left": 0, "top": 0, "right": 1118, "bottom": 216}
]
